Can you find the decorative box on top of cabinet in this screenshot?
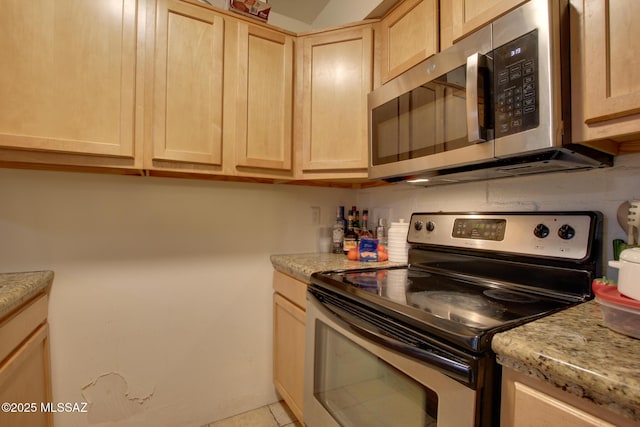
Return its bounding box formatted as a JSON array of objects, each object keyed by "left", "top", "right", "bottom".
[
  {"left": 0, "top": 0, "right": 148, "bottom": 172},
  {"left": 272, "top": 270, "right": 306, "bottom": 425},
  {"left": 295, "top": 24, "right": 374, "bottom": 181},
  {"left": 378, "top": 0, "right": 439, "bottom": 84},
  {"left": 570, "top": 0, "right": 640, "bottom": 154}
]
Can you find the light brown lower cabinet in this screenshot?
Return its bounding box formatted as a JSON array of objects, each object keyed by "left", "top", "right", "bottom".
[
  {"left": 0, "top": 294, "right": 53, "bottom": 427},
  {"left": 501, "top": 367, "right": 637, "bottom": 427},
  {"left": 272, "top": 270, "right": 307, "bottom": 425}
]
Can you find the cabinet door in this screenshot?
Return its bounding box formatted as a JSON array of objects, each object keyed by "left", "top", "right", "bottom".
[
  {"left": 298, "top": 26, "right": 373, "bottom": 176},
  {"left": 152, "top": 0, "right": 224, "bottom": 167},
  {"left": 583, "top": 0, "right": 640, "bottom": 124},
  {"left": 501, "top": 368, "right": 636, "bottom": 427},
  {"left": 0, "top": 324, "right": 52, "bottom": 427},
  {"left": 235, "top": 24, "right": 293, "bottom": 172},
  {"left": 380, "top": 0, "right": 438, "bottom": 83},
  {"left": 510, "top": 381, "right": 615, "bottom": 427},
  {"left": 447, "top": 0, "right": 527, "bottom": 43},
  {"left": 273, "top": 293, "right": 305, "bottom": 424},
  {"left": 0, "top": 0, "right": 138, "bottom": 158},
  {"left": 570, "top": 0, "right": 640, "bottom": 152}
]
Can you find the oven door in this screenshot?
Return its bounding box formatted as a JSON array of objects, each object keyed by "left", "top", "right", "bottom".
[{"left": 304, "top": 289, "right": 478, "bottom": 427}]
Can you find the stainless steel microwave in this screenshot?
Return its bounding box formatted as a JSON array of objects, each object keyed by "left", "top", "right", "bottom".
[{"left": 368, "top": 0, "right": 612, "bottom": 185}]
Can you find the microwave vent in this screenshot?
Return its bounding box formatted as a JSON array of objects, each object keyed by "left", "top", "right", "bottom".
[
  {"left": 404, "top": 148, "right": 611, "bottom": 187},
  {"left": 495, "top": 162, "right": 582, "bottom": 175}
]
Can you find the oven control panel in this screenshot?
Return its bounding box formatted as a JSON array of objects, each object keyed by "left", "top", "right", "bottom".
[
  {"left": 408, "top": 212, "right": 600, "bottom": 260},
  {"left": 452, "top": 218, "right": 507, "bottom": 241}
]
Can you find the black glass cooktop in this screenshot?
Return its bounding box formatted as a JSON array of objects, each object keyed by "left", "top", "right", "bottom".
[
  {"left": 311, "top": 266, "right": 575, "bottom": 352},
  {"left": 334, "top": 268, "right": 567, "bottom": 330}
]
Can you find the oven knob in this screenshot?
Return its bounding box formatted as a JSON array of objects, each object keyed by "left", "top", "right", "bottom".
[
  {"left": 558, "top": 224, "right": 576, "bottom": 240},
  {"left": 426, "top": 221, "right": 435, "bottom": 232},
  {"left": 533, "top": 223, "right": 550, "bottom": 238},
  {"left": 414, "top": 220, "right": 424, "bottom": 231}
]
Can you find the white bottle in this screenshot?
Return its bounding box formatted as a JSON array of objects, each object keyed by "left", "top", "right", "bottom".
[
  {"left": 387, "top": 219, "right": 410, "bottom": 263},
  {"left": 375, "top": 218, "right": 387, "bottom": 246}
]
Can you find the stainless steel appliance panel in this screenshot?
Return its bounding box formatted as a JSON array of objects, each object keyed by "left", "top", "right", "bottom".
[
  {"left": 367, "top": 0, "right": 610, "bottom": 185},
  {"left": 368, "top": 26, "right": 493, "bottom": 181},
  {"left": 492, "top": 0, "right": 565, "bottom": 157},
  {"left": 307, "top": 210, "right": 602, "bottom": 427},
  {"left": 305, "top": 291, "right": 479, "bottom": 427}
]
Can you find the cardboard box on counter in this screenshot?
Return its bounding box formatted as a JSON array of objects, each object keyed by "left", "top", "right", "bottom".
[{"left": 227, "top": 0, "right": 271, "bottom": 22}]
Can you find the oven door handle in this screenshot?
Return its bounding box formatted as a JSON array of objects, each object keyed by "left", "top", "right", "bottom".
[{"left": 311, "top": 292, "right": 475, "bottom": 386}]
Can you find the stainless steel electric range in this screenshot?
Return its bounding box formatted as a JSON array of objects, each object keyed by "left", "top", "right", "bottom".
[{"left": 305, "top": 211, "right": 603, "bottom": 427}]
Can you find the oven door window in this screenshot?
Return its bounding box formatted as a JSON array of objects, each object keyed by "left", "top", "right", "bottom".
[
  {"left": 371, "top": 66, "right": 478, "bottom": 166},
  {"left": 314, "top": 321, "right": 438, "bottom": 426}
]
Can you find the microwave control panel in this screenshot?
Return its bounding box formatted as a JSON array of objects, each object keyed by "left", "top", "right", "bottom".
[{"left": 494, "top": 30, "right": 539, "bottom": 138}]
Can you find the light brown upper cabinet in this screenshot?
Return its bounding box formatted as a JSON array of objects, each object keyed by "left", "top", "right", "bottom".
[
  {"left": 0, "top": 0, "right": 146, "bottom": 169},
  {"left": 150, "top": 0, "right": 226, "bottom": 173},
  {"left": 296, "top": 25, "right": 374, "bottom": 180},
  {"left": 379, "top": 0, "right": 438, "bottom": 84},
  {"left": 570, "top": 0, "right": 640, "bottom": 154},
  {"left": 583, "top": 0, "right": 640, "bottom": 123},
  {"left": 441, "top": 0, "right": 527, "bottom": 48},
  {"left": 234, "top": 23, "right": 294, "bottom": 174}
]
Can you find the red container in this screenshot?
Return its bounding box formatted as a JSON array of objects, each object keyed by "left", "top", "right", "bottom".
[{"left": 593, "top": 279, "right": 640, "bottom": 339}]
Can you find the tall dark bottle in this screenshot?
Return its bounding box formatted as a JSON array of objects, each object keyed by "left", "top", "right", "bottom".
[
  {"left": 343, "top": 211, "right": 358, "bottom": 254},
  {"left": 353, "top": 209, "right": 361, "bottom": 235},
  {"left": 360, "top": 209, "right": 372, "bottom": 238}
]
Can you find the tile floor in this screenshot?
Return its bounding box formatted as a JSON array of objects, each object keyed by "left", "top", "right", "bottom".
[{"left": 203, "top": 401, "right": 301, "bottom": 427}]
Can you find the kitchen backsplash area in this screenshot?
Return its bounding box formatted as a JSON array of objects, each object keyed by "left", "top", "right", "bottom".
[
  {"left": 357, "top": 152, "right": 640, "bottom": 278},
  {"left": 0, "top": 151, "right": 638, "bottom": 426}
]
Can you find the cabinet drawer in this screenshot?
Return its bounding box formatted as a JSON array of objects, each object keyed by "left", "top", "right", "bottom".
[
  {"left": 273, "top": 270, "right": 307, "bottom": 309},
  {"left": 0, "top": 294, "right": 49, "bottom": 364}
]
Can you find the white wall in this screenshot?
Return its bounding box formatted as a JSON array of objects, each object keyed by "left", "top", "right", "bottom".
[
  {"left": 1, "top": 153, "right": 638, "bottom": 426},
  {"left": 207, "top": 0, "right": 387, "bottom": 32},
  {"left": 0, "top": 169, "right": 353, "bottom": 427},
  {"left": 357, "top": 152, "right": 640, "bottom": 277},
  {"left": 312, "top": 0, "right": 382, "bottom": 29}
]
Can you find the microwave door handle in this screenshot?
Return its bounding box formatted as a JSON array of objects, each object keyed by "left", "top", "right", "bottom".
[{"left": 466, "top": 53, "right": 486, "bottom": 143}]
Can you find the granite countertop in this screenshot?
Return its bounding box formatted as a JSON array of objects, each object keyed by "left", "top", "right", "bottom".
[
  {"left": 270, "top": 253, "right": 406, "bottom": 283},
  {"left": 0, "top": 271, "right": 54, "bottom": 319},
  {"left": 493, "top": 300, "right": 640, "bottom": 422}
]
